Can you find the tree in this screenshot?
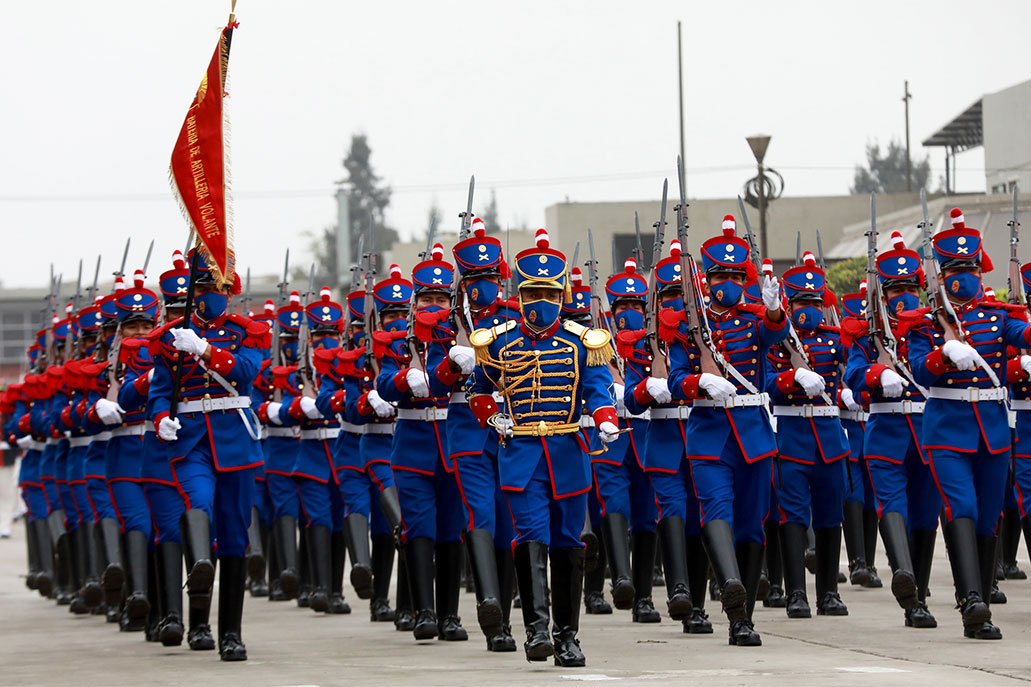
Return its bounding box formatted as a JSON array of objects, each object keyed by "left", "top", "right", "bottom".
[
  {"left": 850, "top": 140, "right": 930, "bottom": 194},
  {"left": 480, "top": 190, "right": 500, "bottom": 235},
  {"left": 825, "top": 256, "right": 866, "bottom": 299}
]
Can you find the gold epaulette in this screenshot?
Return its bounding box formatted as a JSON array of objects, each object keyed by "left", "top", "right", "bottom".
[
  {"left": 470, "top": 320, "right": 517, "bottom": 367},
  {"left": 562, "top": 321, "right": 614, "bottom": 367}
]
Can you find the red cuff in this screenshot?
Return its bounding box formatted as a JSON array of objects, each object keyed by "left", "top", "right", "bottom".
[
  {"left": 468, "top": 394, "right": 500, "bottom": 429},
  {"left": 133, "top": 373, "right": 151, "bottom": 396},
  {"left": 153, "top": 411, "right": 169, "bottom": 440},
  {"left": 865, "top": 363, "right": 890, "bottom": 388},
  {"left": 60, "top": 406, "right": 73, "bottom": 427},
  {"left": 208, "top": 347, "right": 236, "bottom": 375},
  {"left": 1008, "top": 357, "right": 1028, "bottom": 382},
  {"left": 764, "top": 310, "right": 787, "bottom": 331},
  {"left": 393, "top": 369, "right": 411, "bottom": 393},
  {"left": 680, "top": 374, "right": 702, "bottom": 400},
  {"left": 924, "top": 347, "right": 949, "bottom": 376},
  {"left": 775, "top": 370, "right": 797, "bottom": 395},
  {"left": 257, "top": 402, "right": 271, "bottom": 424},
  {"left": 50, "top": 426, "right": 63, "bottom": 439},
  {"left": 287, "top": 397, "right": 304, "bottom": 420},
  {"left": 17, "top": 413, "right": 30, "bottom": 434},
  {"left": 329, "top": 390, "right": 347, "bottom": 413},
  {"left": 88, "top": 403, "right": 101, "bottom": 424},
  {"left": 76, "top": 399, "right": 88, "bottom": 416},
  {"left": 356, "top": 392, "right": 374, "bottom": 417},
  {"left": 435, "top": 356, "right": 462, "bottom": 387},
  {"left": 633, "top": 379, "right": 654, "bottom": 405},
  {"left": 592, "top": 407, "right": 618, "bottom": 428}
]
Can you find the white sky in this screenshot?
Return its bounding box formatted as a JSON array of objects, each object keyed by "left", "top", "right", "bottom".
[{"left": 2, "top": 0, "right": 1028, "bottom": 288}]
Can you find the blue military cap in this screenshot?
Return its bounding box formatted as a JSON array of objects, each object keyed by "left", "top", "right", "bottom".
[
  {"left": 374, "top": 264, "right": 414, "bottom": 314},
  {"left": 840, "top": 283, "right": 867, "bottom": 318},
  {"left": 252, "top": 299, "right": 275, "bottom": 324},
  {"left": 514, "top": 229, "right": 568, "bottom": 293},
  {"left": 159, "top": 250, "right": 190, "bottom": 306},
  {"left": 411, "top": 244, "right": 454, "bottom": 295},
  {"left": 700, "top": 215, "right": 753, "bottom": 276},
  {"left": 115, "top": 270, "right": 159, "bottom": 323},
  {"left": 654, "top": 240, "right": 684, "bottom": 292},
  {"left": 276, "top": 292, "right": 304, "bottom": 335},
  {"left": 98, "top": 279, "right": 122, "bottom": 323},
  {"left": 933, "top": 208, "right": 994, "bottom": 272},
  {"left": 782, "top": 252, "right": 825, "bottom": 301},
  {"left": 605, "top": 257, "right": 648, "bottom": 306},
  {"left": 306, "top": 287, "right": 344, "bottom": 333},
  {"left": 876, "top": 231, "right": 924, "bottom": 287},
  {"left": 347, "top": 290, "right": 365, "bottom": 324},
  {"left": 453, "top": 218, "right": 507, "bottom": 277},
  {"left": 52, "top": 306, "right": 73, "bottom": 342},
  {"left": 77, "top": 299, "right": 106, "bottom": 333},
  {"left": 562, "top": 268, "right": 592, "bottom": 316},
  {"left": 1022, "top": 262, "right": 1031, "bottom": 295}
]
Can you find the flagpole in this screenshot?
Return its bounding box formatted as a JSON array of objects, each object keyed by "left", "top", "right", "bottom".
[{"left": 169, "top": 241, "right": 200, "bottom": 420}]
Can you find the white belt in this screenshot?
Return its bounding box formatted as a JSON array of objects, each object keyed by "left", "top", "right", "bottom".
[
  {"left": 266, "top": 427, "right": 299, "bottom": 439},
  {"left": 177, "top": 396, "right": 254, "bottom": 414},
  {"left": 693, "top": 393, "right": 769, "bottom": 409},
  {"left": 927, "top": 387, "right": 1007, "bottom": 403},
  {"left": 45, "top": 438, "right": 58, "bottom": 446},
  {"left": 94, "top": 431, "right": 112, "bottom": 442},
  {"left": 27, "top": 439, "right": 46, "bottom": 451},
  {"left": 839, "top": 409, "right": 870, "bottom": 422},
  {"left": 649, "top": 407, "right": 692, "bottom": 421},
  {"left": 397, "top": 407, "right": 449, "bottom": 422},
  {"left": 112, "top": 424, "right": 152, "bottom": 437},
  {"left": 579, "top": 416, "right": 594, "bottom": 428},
  {"left": 450, "top": 391, "right": 503, "bottom": 406},
  {"left": 301, "top": 428, "right": 340, "bottom": 440},
  {"left": 773, "top": 405, "right": 840, "bottom": 418},
  {"left": 68, "top": 437, "right": 91, "bottom": 448},
  {"left": 339, "top": 421, "right": 365, "bottom": 435},
  {"left": 364, "top": 423, "right": 394, "bottom": 435},
  {"left": 869, "top": 401, "right": 925, "bottom": 415},
  {"left": 1010, "top": 400, "right": 1031, "bottom": 411}
]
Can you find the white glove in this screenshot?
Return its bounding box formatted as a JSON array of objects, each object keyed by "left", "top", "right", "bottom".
[
  {"left": 448, "top": 345, "right": 476, "bottom": 375},
  {"left": 170, "top": 328, "right": 209, "bottom": 358},
  {"left": 879, "top": 369, "right": 905, "bottom": 398},
  {"left": 942, "top": 340, "right": 978, "bottom": 372},
  {"left": 367, "top": 390, "right": 397, "bottom": 418},
  {"left": 598, "top": 421, "right": 620, "bottom": 444},
  {"left": 762, "top": 276, "right": 782, "bottom": 311},
  {"left": 16, "top": 435, "right": 34, "bottom": 449},
  {"left": 794, "top": 368, "right": 826, "bottom": 397},
  {"left": 1021, "top": 355, "right": 1031, "bottom": 377},
  {"left": 94, "top": 398, "right": 125, "bottom": 426},
  {"left": 405, "top": 368, "right": 430, "bottom": 398},
  {"left": 266, "top": 402, "right": 284, "bottom": 425},
  {"left": 490, "top": 413, "right": 514, "bottom": 438},
  {"left": 612, "top": 382, "right": 625, "bottom": 403},
  {"left": 158, "top": 416, "right": 181, "bottom": 442},
  {"left": 698, "top": 373, "right": 737, "bottom": 403},
  {"left": 147, "top": 368, "right": 155, "bottom": 382},
  {"left": 299, "top": 396, "right": 323, "bottom": 420},
  {"left": 645, "top": 377, "right": 672, "bottom": 404},
  {"left": 840, "top": 388, "right": 862, "bottom": 411}
]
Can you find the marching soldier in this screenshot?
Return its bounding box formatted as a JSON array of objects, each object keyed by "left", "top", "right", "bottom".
[
  {"left": 246, "top": 299, "right": 276, "bottom": 598},
  {"left": 1008, "top": 263, "right": 1031, "bottom": 575},
  {"left": 467, "top": 228, "right": 619, "bottom": 667}
]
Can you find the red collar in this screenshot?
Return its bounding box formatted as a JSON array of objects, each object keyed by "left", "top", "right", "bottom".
[
  {"left": 519, "top": 320, "right": 561, "bottom": 340},
  {"left": 191, "top": 312, "right": 228, "bottom": 330},
  {"left": 472, "top": 301, "right": 500, "bottom": 322}
]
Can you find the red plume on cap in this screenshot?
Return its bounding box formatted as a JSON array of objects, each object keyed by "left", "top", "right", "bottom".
[
  {"left": 670, "top": 240, "right": 682, "bottom": 259},
  {"left": 950, "top": 208, "right": 965, "bottom": 229},
  {"left": 535, "top": 228, "right": 550, "bottom": 249},
  {"left": 859, "top": 279, "right": 868, "bottom": 296},
  {"left": 890, "top": 231, "right": 905, "bottom": 250},
  {"left": 65, "top": 302, "right": 74, "bottom": 315},
  {"left": 624, "top": 257, "right": 637, "bottom": 273},
  {"left": 52, "top": 314, "right": 59, "bottom": 325},
  {"left": 802, "top": 251, "right": 817, "bottom": 268},
  {"left": 389, "top": 264, "right": 402, "bottom": 278},
  {"left": 570, "top": 267, "right": 583, "bottom": 286},
  {"left": 133, "top": 270, "right": 145, "bottom": 288},
  {"left": 320, "top": 286, "right": 332, "bottom": 302},
  {"left": 431, "top": 243, "right": 444, "bottom": 260},
  {"left": 264, "top": 299, "right": 275, "bottom": 313},
  {"left": 985, "top": 287, "right": 996, "bottom": 298},
  {"left": 761, "top": 258, "right": 773, "bottom": 276},
  {"left": 722, "top": 214, "right": 736, "bottom": 237},
  {"left": 472, "top": 218, "right": 486, "bottom": 238},
  {"left": 114, "top": 276, "right": 125, "bottom": 292},
  {"left": 172, "top": 250, "right": 186, "bottom": 269},
  {"left": 289, "top": 291, "right": 300, "bottom": 305}
]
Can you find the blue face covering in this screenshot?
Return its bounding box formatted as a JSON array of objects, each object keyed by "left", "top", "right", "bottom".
[
  {"left": 351, "top": 331, "right": 365, "bottom": 349},
  {"left": 886, "top": 291, "right": 920, "bottom": 316},
  {"left": 381, "top": 316, "right": 407, "bottom": 333},
  {"left": 280, "top": 339, "right": 299, "bottom": 364},
  {"left": 521, "top": 298, "right": 561, "bottom": 331},
  {"left": 195, "top": 291, "right": 228, "bottom": 321},
  {"left": 104, "top": 330, "right": 116, "bottom": 351},
  {"left": 313, "top": 336, "right": 339, "bottom": 351},
  {"left": 710, "top": 280, "right": 743, "bottom": 308},
  {"left": 465, "top": 278, "right": 499, "bottom": 308},
  {"left": 615, "top": 307, "right": 644, "bottom": 331},
  {"left": 417, "top": 303, "right": 445, "bottom": 315},
  {"left": 944, "top": 271, "right": 981, "bottom": 300},
  {"left": 661, "top": 296, "right": 684, "bottom": 312},
  {"left": 791, "top": 304, "right": 824, "bottom": 330},
  {"left": 83, "top": 340, "right": 99, "bottom": 357}
]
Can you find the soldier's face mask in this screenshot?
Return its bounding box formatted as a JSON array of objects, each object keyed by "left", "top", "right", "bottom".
[
  {"left": 944, "top": 271, "right": 981, "bottom": 300},
  {"left": 380, "top": 316, "right": 407, "bottom": 333},
  {"left": 790, "top": 303, "right": 823, "bottom": 330},
  {"left": 280, "top": 339, "right": 299, "bottom": 364},
  {"left": 520, "top": 297, "right": 561, "bottom": 332},
  {"left": 195, "top": 291, "right": 228, "bottom": 321},
  {"left": 465, "top": 278, "right": 499, "bottom": 308},
  {"left": 351, "top": 331, "right": 365, "bottom": 349},
  {"left": 709, "top": 279, "right": 743, "bottom": 308},
  {"left": 313, "top": 335, "right": 339, "bottom": 351},
  {"left": 886, "top": 291, "right": 920, "bottom": 316},
  {"left": 615, "top": 307, "right": 644, "bottom": 331}
]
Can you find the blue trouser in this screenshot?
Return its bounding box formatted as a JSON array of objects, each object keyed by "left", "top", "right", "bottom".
[
  {"left": 867, "top": 439, "right": 941, "bottom": 532},
  {"left": 929, "top": 435, "right": 1009, "bottom": 537},
  {"left": 171, "top": 439, "right": 256, "bottom": 558},
  {"left": 42, "top": 476, "right": 60, "bottom": 515},
  {"left": 775, "top": 458, "right": 846, "bottom": 530},
  {"left": 22, "top": 484, "right": 49, "bottom": 521},
  {"left": 254, "top": 478, "right": 274, "bottom": 527},
  {"left": 453, "top": 434, "right": 515, "bottom": 548},
  {"left": 297, "top": 476, "right": 345, "bottom": 530},
  {"left": 393, "top": 463, "right": 465, "bottom": 544},
  {"left": 108, "top": 480, "right": 151, "bottom": 537},
  {"left": 593, "top": 460, "right": 658, "bottom": 534},
  {"left": 1015, "top": 457, "right": 1031, "bottom": 518},
  {"left": 144, "top": 481, "right": 186, "bottom": 545},
  {"left": 689, "top": 441, "right": 772, "bottom": 545},
  {"left": 504, "top": 453, "right": 588, "bottom": 549},
  {"left": 649, "top": 459, "right": 702, "bottom": 536},
  {"left": 338, "top": 462, "right": 394, "bottom": 537},
  {"left": 71, "top": 482, "right": 92, "bottom": 525},
  {"left": 266, "top": 472, "right": 300, "bottom": 520},
  {"left": 58, "top": 480, "right": 79, "bottom": 529},
  {"left": 844, "top": 458, "right": 876, "bottom": 509},
  {"left": 87, "top": 476, "right": 117, "bottom": 522}
]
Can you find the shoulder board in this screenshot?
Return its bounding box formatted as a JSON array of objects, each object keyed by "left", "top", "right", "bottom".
[
  {"left": 737, "top": 303, "right": 765, "bottom": 317},
  {"left": 562, "top": 321, "right": 611, "bottom": 350},
  {"left": 983, "top": 300, "right": 1027, "bottom": 314},
  {"left": 470, "top": 320, "right": 517, "bottom": 349}
]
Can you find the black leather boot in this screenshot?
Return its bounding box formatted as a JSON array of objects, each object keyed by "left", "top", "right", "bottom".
[
  {"left": 327, "top": 529, "right": 352, "bottom": 614},
  {"left": 217, "top": 556, "right": 248, "bottom": 661},
  {"left": 862, "top": 508, "right": 883, "bottom": 587},
  {"left": 156, "top": 541, "right": 185, "bottom": 646},
  {"left": 306, "top": 525, "right": 332, "bottom": 613},
  {"left": 246, "top": 507, "right": 268, "bottom": 597},
  {"left": 762, "top": 520, "right": 786, "bottom": 608},
  {"left": 379, "top": 486, "right": 404, "bottom": 534},
  {"left": 54, "top": 520, "right": 74, "bottom": 606},
  {"left": 583, "top": 528, "right": 612, "bottom": 614},
  {"left": 180, "top": 510, "right": 215, "bottom": 599},
  {"left": 79, "top": 521, "right": 103, "bottom": 609},
  {"left": 656, "top": 516, "right": 692, "bottom": 620},
  {"left": 514, "top": 541, "right": 553, "bottom": 662},
  {"left": 67, "top": 527, "right": 90, "bottom": 614},
  {"left": 435, "top": 541, "right": 468, "bottom": 640},
  {"left": 581, "top": 516, "right": 599, "bottom": 571},
  {"left": 405, "top": 537, "right": 438, "bottom": 640},
  {"left": 489, "top": 546, "right": 517, "bottom": 651},
  {"left": 780, "top": 522, "right": 811, "bottom": 618},
  {"left": 843, "top": 500, "right": 874, "bottom": 585},
  {"left": 702, "top": 519, "right": 747, "bottom": 623},
  {"left": 550, "top": 547, "right": 586, "bottom": 667},
  {"left": 31, "top": 519, "right": 55, "bottom": 598},
  {"left": 1000, "top": 507, "right": 1025, "bottom": 579},
  {"left": 123, "top": 530, "right": 151, "bottom": 629},
  {"left": 683, "top": 534, "right": 712, "bottom": 632},
  {"left": 188, "top": 554, "right": 216, "bottom": 651},
  {"left": 631, "top": 530, "right": 661, "bottom": 622},
  {"left": 730, "top": 541, "right": 763, "bottom": 646},
  {"left": 267, "top": 529, "right": 284, "bottom": 601},
  {"left": 297, "top": 526, "right": 311, "bottom": 607},
  {"left": 25, "top": 517, "right": 40, "bottom": 591},
  {"left": 273, "top": 515, "right": 299, "bottom": 600},
  {"left": 814, "top": 527, "right": 848, "bottom": 616},
  {"left": 600, "top": 513, "right": 635, "bottom": 610},
  {"left": 344, "top": 513, "right": 374, "bottom": 599},
  {"left": 465, "top": 528, "right": 503, "bottom": 641},
  {"left": 906, "top": 529, "right": 937, "bottom": 628},
  {"left": 969, "top": 534, "right": 1002, "bottom": 639},
  {"left": 394, "top": 554, "right": 415, "bottom": 631},
  {"left": 145, "top": 550, "right": 161, "bottom": 641},
  {"left": 944, "top": 518, "right": 991, "bottom": 637},
  {"left": 370, "top": 533, "right": 396, "bottom": 621},
  {"left": 879, "top": 511, "right": 918, "bottom": 610},
  {"left": 96, "top": 517, "right": 124, "bottom": 594}
]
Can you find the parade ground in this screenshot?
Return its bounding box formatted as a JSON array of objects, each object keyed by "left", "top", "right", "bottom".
[{"left": 1, "top": 526, "right": 1029, "bottom": 687}]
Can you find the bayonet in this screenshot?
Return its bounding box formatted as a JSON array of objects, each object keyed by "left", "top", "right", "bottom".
[
  {"left": 571, "top": 242, "right": 580, "bottom": 274},
  {"left": 588, "top": 228, "right": 623, "bottom": 380},
  {"left": 423, "top": 214, "right": 437, "bottom": 259},
  {"left": 116, "top": 238, "right": 131, "bottom": 279},
  {"left": 795, "top": 232, "right": 802, "bottom": 266},
  {"left": 270, "top": 249, "right": 290, "bottom": 401},
  {"left": 296, "top": 264, "right": 317, "bottom": 397},
  {"left": 634, "top": 211, "right": 644, "bottom": 269},
  {"left": 645, "top": 180, "right": 669, "bottom": 377},
  {"left": 88, "top": 255, "right": 101, "bottom": 303},
  {"left": 1009, "top": 187, "right": 1021, "bottom": 305},
  {"left": 458, "top": 175, "right": 475, "bottom": 240},
  {"left": 243, "top": 267, "right": 252, "bottom": 316},
  {"left": 142, "top": 239, "right": 155, "bottom": 275}
]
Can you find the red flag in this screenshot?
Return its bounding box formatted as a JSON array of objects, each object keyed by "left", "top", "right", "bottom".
[{"left": 169, "top": 21, "right": 237, "bottom": 289}]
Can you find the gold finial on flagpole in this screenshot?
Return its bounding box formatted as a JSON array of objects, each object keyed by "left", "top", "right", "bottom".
[{"left": 229, "top": 0, "right": 237, "bottom": 23}]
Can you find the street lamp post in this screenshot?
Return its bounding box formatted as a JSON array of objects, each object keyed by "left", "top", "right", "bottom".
[{"left": 746, "top": 134, "right": 771, "bottom": 258}]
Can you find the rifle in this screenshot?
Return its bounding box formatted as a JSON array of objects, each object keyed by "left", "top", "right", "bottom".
[
  {"left": 363, "top": 216, "right": 380, "bottom": 377},
  {"left": 450, "top": 177, "right": 476, "bottom": 347},
  {"left": 270, "top": 250, "right": 290, "bottom": 402},
  {"left": 459, "top": 175, "right": 475, "bottom": 240},
  {"left": 587, "top": 228, "right": 623, "bottom": 380},
  {"left": 633, "top": 211, "right": 645, "bottom": 269},
  {"left": 795, "top": 232, "right": 802, "bottom": 266},
  {"left": 423, "top": 215, "right": 438, "bottom": 260},
  {"left": 242, "top": 267, "right": 252, "bottom": 316},
  {"left": 345, "top": 235, "right": 364, "bottom": 351},
  {"left": 142, "top": 239, "right": 155, "bottom": 275},
  {"left": 919, "top": 189, "right": 1001, "bottom": 386},
  {"left": 815, "top": 230, "right": 840, "bottom": 327},
  {"left": 64, "top": 260, "right": 83, "bottom": 360},
  {"left": 87, "top": 255, "right": 101, "bottom": 305},
  {"left": 645, "top": 180, "right": 669, "bottom": 377},
  {"left": 1008, "top": 188, "right": 1021, "bottom": 306},
  {"left": 296, "top": 264, "right": 317, "bottom": 398},
  {"left": 104, "top": 238, "right": 135, "bottom": 405}
]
